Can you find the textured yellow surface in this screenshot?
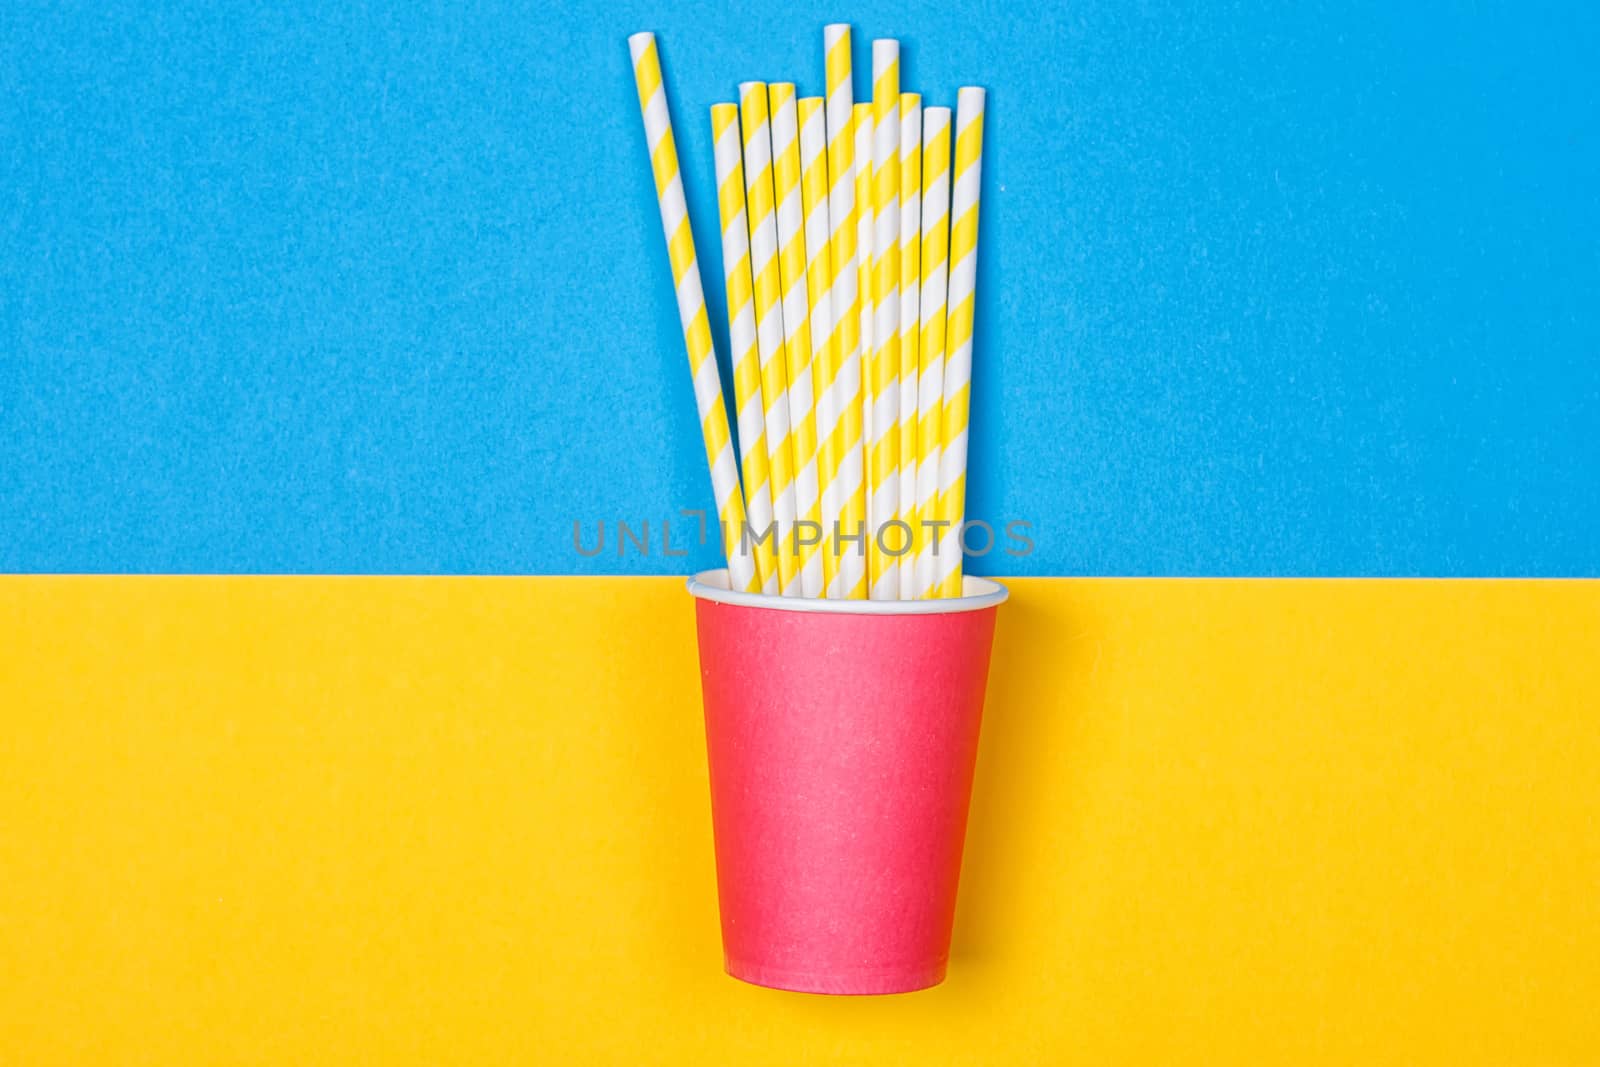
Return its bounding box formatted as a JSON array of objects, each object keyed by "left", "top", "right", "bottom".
[{"left": 2, "top": 577, "right": 1596, "bottom": 1064}]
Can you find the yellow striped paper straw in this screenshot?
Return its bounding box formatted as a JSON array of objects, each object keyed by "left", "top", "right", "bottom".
[
  {"left": 627, "top": 33, "right": 757, "bottom": 593},
  {"left": 897, "top": 92, "right": 922, "bottom": 598},
  {"left": 823, "top": 24, "right": 868, "bottom": 600},
  {"left": 913, "top": 105, "right": 952, "bottom": 598},
  {"left": 934, "top": 87, "right": 986, "bottom": 599},
  {"left": 711, "top": 102, "right": 779, "bottom": 594},
  {"left": 769, "top": 83, "right": 824, "bottom": 598},
  {"left": 853, "top": 101, "right": 876, "bottom": 594},
  {"left": 738, "top": 81, "right": 800, "bottom": 595},
  {"left": 854, "top": 99, "right": 875, "bottom": 513},
  {"left": 798, "top": 95, "right": 842, "bottom": 596},
  {"left": 867, "top": 40, "right": 901, "bottom": 599}
]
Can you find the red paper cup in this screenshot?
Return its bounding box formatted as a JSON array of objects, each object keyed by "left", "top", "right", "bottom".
[{"left": 687, "top": 568, "right": 1008, "bottom": 995}]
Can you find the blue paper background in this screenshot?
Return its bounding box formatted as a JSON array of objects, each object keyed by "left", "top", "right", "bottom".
[{"left": 3, "top": 1, "right": 1597, "bottom": 575}]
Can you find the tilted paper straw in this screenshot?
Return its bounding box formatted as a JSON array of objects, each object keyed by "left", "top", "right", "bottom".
[
  {"left": 897, "top": 92, "right": 922, "bottom": 599},
  {"left": 711, "top": 103, "right": 779, "bottom": 594},
  {"left": 769, "top": 83, "right": 824, "bottom": 599},
  {"left": 934, "top": 87, "right": 986, "bottom": 599},
  {"left": 867, "top": 40, "right": 901, "bottom": 599},
  {"left": 628, "top": 33, "right": 757, "bottom": 593},
  {"left": 853, "top": 101, "right": 876, "bottom": 593},
  {"left": 798, "top": 96, "right": 842, "bottom": 597},
  {"left": 823, "top": 24, "right": 868, "bottom": 600},
  {"left": 913, "top": 106, "right": 952, "bottom": 598},
  {"left": 739, "top": 81, "right": 800, "bottom": 594}
]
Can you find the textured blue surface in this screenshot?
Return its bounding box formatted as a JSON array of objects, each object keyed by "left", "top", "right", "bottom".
[{"left": 3, "top": 1, "right": 1597, "bottom": 575}]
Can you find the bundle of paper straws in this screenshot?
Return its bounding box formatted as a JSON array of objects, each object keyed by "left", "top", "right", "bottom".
[{"left": 630, "top": 26, "right": 985, "bottom": 600}]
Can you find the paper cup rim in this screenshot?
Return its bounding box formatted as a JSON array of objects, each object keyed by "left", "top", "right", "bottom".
[{"left": 687, "top": 569, "right": 1008, "bottom": 615}]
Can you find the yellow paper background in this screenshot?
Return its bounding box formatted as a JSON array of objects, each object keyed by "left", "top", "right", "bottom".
[{"left": 2, "top": 577, "right": 1596, "bottom": 1063}]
